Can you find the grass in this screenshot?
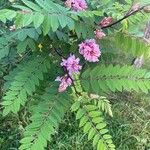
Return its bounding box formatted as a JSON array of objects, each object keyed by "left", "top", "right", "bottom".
[
  {"left": 0, "top": 90, "right": 150, "bottom": 150},
  {"left": 0, "top": 113, "right": 20, "bottom": 150},
  {"left": 108, "top": 92, "right": 150, "bottom": 150},
  {"left": 47, "top": 92, "right": 150, "bottom": 150}
]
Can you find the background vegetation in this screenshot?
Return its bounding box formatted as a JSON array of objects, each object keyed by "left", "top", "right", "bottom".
[
  {"left": 0, "top": 0, "right": 150, "bottom": 150},
  {"left": 1, "top": 92, "right": 150, "bottom": 150}
]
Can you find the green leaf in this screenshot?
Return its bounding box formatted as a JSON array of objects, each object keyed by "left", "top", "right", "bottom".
[
  {"left": 96, "top": 123, "right": 107, "bottom": 130},
  {"left": 42, "top": 15, "right": 51, "bottom": 35},
  {"left": 71, "top": 101, "right": 80, "bottom": 112},
  {"left": 89, "top": 111, "right": 102, "bottom": 118},
  {"left": 88, "top": 128, "right": 96, "bottom": 140},
  {"left": 0, "top": 46, "right": 9, "bottom": 60},
  {"left": 19, "top": 88, "right": 71, "bottom": 150},
  {"left": 93, "top": 134, "right": 100, "bottom": 146},
  {"left": 22, "top": 14, "right": 33, "bottom": 27},
  {"left": 22, "top": 0, "right": 42, "bottom": 11},
  {"left": 83, "top": 122, "right": 92, "bottom": 133},
  {"left": 58, "top": 15, "right": 68, "bottom": 28},
  {"left": 92, "top": 117, "right": 104, "bottom": 124},
  {"left": 2, "top": 56, "right": 51, "bottom": 114},
  {"left": 34, "top": 13, "right": 44, "bottom": 28},
  {"left": 79, "top": 116, "right": 88, "bottom": 127},
  {"left": 81, "top": 65, "right": 150, "bottom": 94},
  {"left": 73, "top": 97, "right": 115, "bottom": 150},
  {"left": 97, "top": 140, "right": 106, "bottom": 150},
  {"left": 50, "top": 15, "right": 59, "bottom": 32},
  {"left": 76, "top": 109, "right": 85, "bottom": 120}
]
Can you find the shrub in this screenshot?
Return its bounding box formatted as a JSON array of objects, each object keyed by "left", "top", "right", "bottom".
[{"left": 0, "top": 0, "right": 150, "bottom": 150}]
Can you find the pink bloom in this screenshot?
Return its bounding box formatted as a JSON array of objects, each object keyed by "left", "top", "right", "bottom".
[
  {"left": 79, "top": 39, "right": 101, "bottom": 62},
  {"left": 61, "top": 54, "right": 82, "bottom": 75},
  {"left": 94, "top": 29, "right": 106, "bottom": 39},
  {"left": 65, "top": 0, "right": 87, "bottom": 11},
  {"left": 100, "top": 17, "right": 113, "bottom": 27},
  {"left": 55, "top": 75, "right": 72, "bottom": 92}
]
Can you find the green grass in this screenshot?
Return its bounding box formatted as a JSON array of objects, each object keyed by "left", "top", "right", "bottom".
[
  {"left": 0, "top": 92, "right": 150, "bottom": 150},
  {"left": 0, "top": 114, "right": 20, "bottom": 150},
  {"left": 108, "top": 92, "right": 150, "bottom": 150}
]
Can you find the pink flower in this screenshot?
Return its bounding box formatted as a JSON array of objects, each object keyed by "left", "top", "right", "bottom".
[
  {"left": 65, "top": 0, "right": 87, "bottom": 11},
  {"left": 100, "top": 17, "right": 113, "bottom": 27},
  {"left": 61, "top": 54, "right": 82, "bottom": 75},
  {"left": 79, "top": 39, "right": 101, "bottom": 62},
  {"left": 55, "top": 75, "right": 72, "bottom": 92},
  {"left": 94, "top": 29, "right": 106, "bottom": 39}
]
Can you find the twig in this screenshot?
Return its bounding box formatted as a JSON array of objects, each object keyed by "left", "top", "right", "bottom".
[
  {"left": 54, "top": 48, "right": 66, "bottom": 59},
  {"left": 101, "top": 4, "right": 150, "bottom": 29}
]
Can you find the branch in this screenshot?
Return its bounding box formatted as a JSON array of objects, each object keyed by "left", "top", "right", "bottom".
[
  {"left": 101, "top": 4, "right": 150, "bottom": 29},
  {"left": 54, "top": 48, "right": 66, "bottom": 59},
  {"left": 54, "top": 48, "right": 81, "bottom": 96}
]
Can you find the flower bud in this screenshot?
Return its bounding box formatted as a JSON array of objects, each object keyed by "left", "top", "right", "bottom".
[
  {"left": 99, "top": 17, "right": 113, "bottom": 27},
  {"left": 94, "top": 29, "right": 106, "bottom": 39}
]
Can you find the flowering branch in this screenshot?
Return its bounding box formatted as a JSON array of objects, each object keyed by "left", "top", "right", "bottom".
[
  {"left": 54, "top": 39, "right": 101, "bottom": 94},
  {"left": 54, "top": 48, "right": 81, "bottom": 95},
  {"left": 101, "top": 4, "right": 150, "bottom": 29}
]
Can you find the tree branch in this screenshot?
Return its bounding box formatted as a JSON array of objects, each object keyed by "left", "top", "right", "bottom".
[{"left": 101, "top": 4, "right": 150, "bottom": 29}]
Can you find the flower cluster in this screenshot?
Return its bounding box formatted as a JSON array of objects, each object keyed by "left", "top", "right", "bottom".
[
  {"left": 55, "top": 2, "right": 112, "bottom": 93},
  {"left": 56, "top": 40, "right": 101, "bottom": 92},
  {"left": 93, "top": 16, "right": 113, "bottom": 40},
  {"left": 55, "top": 75, "right": 72, "bottom": 92},
  {"left": 56, "top": 55, "right": 82, "bottom": 92},
  {"left": 61, "top": 54, "right": 82, "bottom": 75},
  {"left": 65, "top": 0, "right": 87, "bottom": 11},
  {"left": 79, "top": 39, "right": 101, "bottom": 62}
]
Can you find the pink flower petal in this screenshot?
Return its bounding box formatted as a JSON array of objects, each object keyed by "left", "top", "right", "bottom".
[
  {"left": 65, "top": 0, "right": 87, "bottom": 11},
  {"left": 79, "top": 39, "right": 101, "bottom": 62},
  {"left": 61, "top": 54, "right": 82, "bottom": 76}
]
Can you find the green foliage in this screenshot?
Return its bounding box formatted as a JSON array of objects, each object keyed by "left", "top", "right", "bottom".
[
  {"left": 0, "top": 27, "right": 39, "bottom": 64},
  {"left": 0, "top": 9, "right": 16, "bottom": 23},
  {"left": 113, "top": 32, "right": 150, "bottom": 59},
  {"left": 95, "top": 96, "right": 113, "bottom": 117},
  {"left": 71, "top": 95, "right": 115, "bottom": 150},
  {"left": 10, "top": 0, "right": 75, "bottom": 34},
  {"left": 0, "top": 0, "right": 104, "bottom": 39},
  {"left": 0, "top": 0, "right": 150, "bottom": 150},
  {"left": 81, "top": 64, "right": 150, "bottom": 94},
  {"left": 19, "top": 85, "right": 71, "bottom": 150},
  {"left": 0, "top": 36, "right": 11, "bottom": 60},
  {"left": 17, "top": 38, "right": 36, "bottom": 53},
  {"left": 2, "top": 55, "right": 51, "bottom": 115}
]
